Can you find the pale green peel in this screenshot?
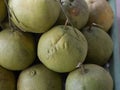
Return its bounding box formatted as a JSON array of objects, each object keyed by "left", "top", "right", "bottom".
[
  {"left": 66, "top": 64, "right": 113, "bottom": 90},
  {"left": 9, "top": 0, "right": 60, "bottom": 33},
  {"left": 37, "top": 25, "right": 88, "bottom": 72}
]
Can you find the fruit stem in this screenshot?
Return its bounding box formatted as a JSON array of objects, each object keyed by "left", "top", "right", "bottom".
[
  {"left": 64, "top": 19, "right": 69, "bottom": 29},
  {"left": 76, "top": 63, "right": 86, "bottom": 74},
  {"left": 89, "top": 23, "right": 104, "bottom": 31},
  {"left": 57, "top": 0, "right": 75, "bottom": 29},
  {"left": 80, "top": 65, "right": 86, "bottom": 74},
  {"left": 57, "top": 0, "right": 79, "bottom": 37}
]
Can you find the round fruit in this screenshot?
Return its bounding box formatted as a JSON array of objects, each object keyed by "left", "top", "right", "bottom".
[
  {"left": 0, "top": 66, "right": 16, "bottom": 90},
  {"left": 0, "top": 0, "right": 7, "bottom": 22},
  {"left": 0, "top": 29, "right": 36, "bottom": 70},
  {"left": 37, "top": 25, "right": 88, "bottom": 73},
  {"left": 8, "top": 0, "right": 60, "bottom": 33},
  {"left": 65, "top": 64, "right": 113, "bottom": 90},
  {"left": 17, "top": 64, "right": 62, "bottom": 90},
  {"left": 57, "top": 0, "right": 89, "bottom": 29},
  {"left": 82, "top": 25, "right": 113, "bottom": 65},
  {"left": 85, "top": 0, "right": 114, "bottom": 32}
]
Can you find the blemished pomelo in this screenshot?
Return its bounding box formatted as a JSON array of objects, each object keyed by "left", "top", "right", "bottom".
[
  {"left": 37, "top": 25, "right": 88, "bottom": 73},
  {"left": 0, "top": 29, "right": 36, "bottom": 70},
  {"left": 0, "top": 66, "right": 16, "bottom": 90},
  {"left": 85, "top": 0, "right": 114, "bottom": 32},
  {"left": 8, "top": 0, "right": 60, "bottom": 33},
  {"left": 17, "top": 64, "right": 62, "bottom": 90},
  {"left": 82, "top": 25, "right": 113, "bottom": 65},
  {"left": 0, "top": 0, "right": 7, "bottom": 23},
  {"left": 57, "top": 0, "right": 89, "bottom": 29},
  {"left": 65, "top": 64, "right": 113, "bottom": 90}
]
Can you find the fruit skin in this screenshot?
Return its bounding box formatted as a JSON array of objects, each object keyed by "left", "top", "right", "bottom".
[
  {"left": 0, "top": 29, "right": 36, "bottom": 70},
  {"left": 0, "top": 66, "right": 16, "bottom": 90},
  {"left": 37, "top": 25, "right": 88, "bottom": 73},
  {"left": 17, "top": 64, "right": 62, "bottom": 90},
  {"left": 82, "top": 26, "right": 113, "bottom": 65},
  {"left": 57, "top": 0, "right": 89, "bottom": 29},
  {"left": 65, "top": 64, "right": 113, "bottom": 90},
  {"left": 8, "top": 0, "right": 60, "bottom": 33},
  {"left": 0, "top": 0, "right": 7, "bottom": 22},
  {"left": 85, "top": 0, "right": 114, "bottom": 32}
]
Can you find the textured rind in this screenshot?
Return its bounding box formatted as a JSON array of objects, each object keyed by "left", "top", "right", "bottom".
[
  {"left": 82, "top": 26, "right": 113, "bottom": 65},
  {"left": 37, "top": 25, "right": 88, "bottom": 72},
  {"left": 85, "top": 0, "right": 114, "bottom": 32},
  {"left": 57, "top": 0, "right": 89, "bottom": 29},
  {"left": 66, "top": 64, "right": 113, "bottom": 90},
  {"left": 8, "top": 0, "right": 60, "bottom": 33},
  {"left": 0, "top": 29, "right": 36, "bottom": 70},
  {"left": 17, "top": 64, "right": 62, "bottom": 90}
]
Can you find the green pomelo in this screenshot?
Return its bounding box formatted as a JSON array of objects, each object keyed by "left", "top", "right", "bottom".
[
  {"left": 65, "top": 64, "right": 113, "bottom": 90},
  {"left": 17, "top": 64, "right": 62, "bottom": 90},
  {"left": 0, "top": 66, "right": 16, "bottom": 90},
  {"left": 82, "top": 26, "right": 113, "bottom": 65},
  {"left": 85, "top": 0, "right": 114, "bottom": 32},
  {"left": 8, "top": 0, "right": 60, "bottom": 33},
  {"left": 0, "top": 0, "right": 7, "bottom": 23},
  {"left": 37, "top": 25, "right": 88, "bottom": 73},
  {"left": 0, "top": 29, "right": 36, "bottom": 70},
  {"left": 57, "top": 0, "right": 89, "bottom": 29}
]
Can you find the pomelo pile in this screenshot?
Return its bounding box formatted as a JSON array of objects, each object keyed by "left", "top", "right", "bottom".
[{"left": 0, "top": 0, "right": 114, "bottom": 90}]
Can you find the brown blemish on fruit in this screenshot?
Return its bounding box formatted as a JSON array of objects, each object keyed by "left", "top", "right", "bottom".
[{"left": 68, "top": 7, "right": 80, "bottom": 16}]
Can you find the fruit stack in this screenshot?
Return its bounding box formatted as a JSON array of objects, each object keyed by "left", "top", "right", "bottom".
[{"left": 0, "top": 0, "right": 115, "bottom": 90}]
